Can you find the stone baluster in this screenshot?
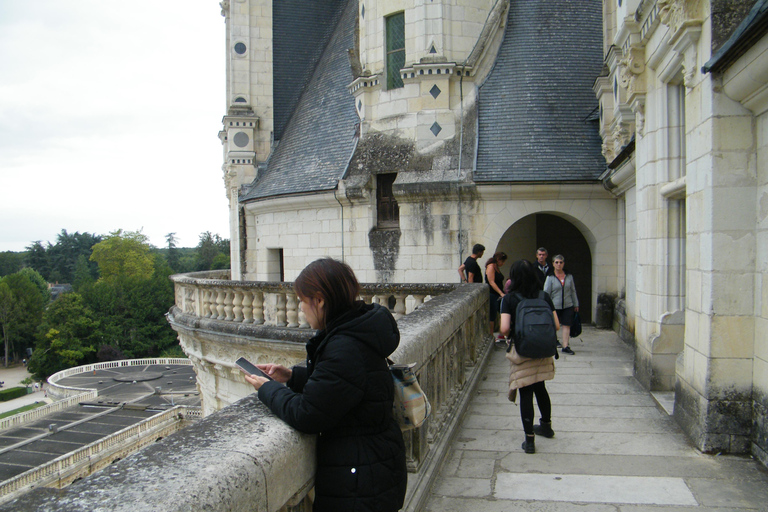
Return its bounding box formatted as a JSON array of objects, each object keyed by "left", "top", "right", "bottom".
[
  {"left": 286, "top": 293, "right": 299, "bottom": 328},
  {"left": 252, "top": 290, "right": 264, "bottom": 325},
  {"left": 225, "top": 290, "right": 236, "bottom": 321},
  {"left": 202, "top": 289, "right": 213, "bottom": 318},
  {"left": 359, "top": 292, "right": 374, "bottom": 305},
  {"left": 232, "top": 290, "right": 244, "bottom": 322},
  {"left": 393, "top": 294, "right": 407, "bottom": 320},
  {"left": 241, "top": 290, "right": 253, "bottom": 323},
  {"left": 411, "top": 294, "right": 425, "bottom": 315},
  {"left": 299, "top": 309, "right": 309, "bottom": 329},
  {"left": 216, "top": 289, "right": 227, "bottom": 320},
  {"left": 276, "top": 293, "right": 287, "bottom": 327}
]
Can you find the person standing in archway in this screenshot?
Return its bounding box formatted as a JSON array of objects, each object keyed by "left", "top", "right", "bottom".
[
  {"left": 535, "top": 247, "right": 553, "bottom": 288},
  {"left": 458, "top": 244, "right": 485, "bottom": 283},
  {"left": 485, "top": 252, "right": 508, "bottom": 338},
  {"left": 544, "top": 254, "right": 579, "bottom": 355}
]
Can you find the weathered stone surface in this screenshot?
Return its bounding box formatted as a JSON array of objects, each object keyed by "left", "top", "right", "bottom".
[{"left": 1, "top": 396, "right": 315, "bottom": 512}]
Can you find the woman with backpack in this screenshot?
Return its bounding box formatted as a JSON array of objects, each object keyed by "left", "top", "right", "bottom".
[
  {"left": 500, "top": 259, "right": 560, "bottom": 454},
  {"left": 543, "top": 254, "right": 579, "bottom": 355}
]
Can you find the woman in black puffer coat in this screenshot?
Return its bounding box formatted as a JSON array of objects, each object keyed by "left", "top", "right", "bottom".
[{"left": 245, "top": 258, "right": 407, "bottom": 512}]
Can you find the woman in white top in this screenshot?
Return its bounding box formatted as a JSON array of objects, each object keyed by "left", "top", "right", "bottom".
[{"left": 543, "top": 254, "right": 579, "bottom": 355}]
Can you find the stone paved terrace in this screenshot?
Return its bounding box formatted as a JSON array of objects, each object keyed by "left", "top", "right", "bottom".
[{"left": 424, "top": 326, "right": 768, "bottom": 511}]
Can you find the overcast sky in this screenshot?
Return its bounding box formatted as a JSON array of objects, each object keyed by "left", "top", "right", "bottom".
[{"left": 0, "top": 1, "right": 229, "bottom": 252}]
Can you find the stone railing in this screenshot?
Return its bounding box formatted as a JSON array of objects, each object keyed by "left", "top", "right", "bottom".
[
  {"left": 0, "top": 391, "right": 97, "bottom": 432},
  {"left": 47, "top": 358, "right": 192, "bottom": 399},
  {"left": 171, "top": 270, "right": 447, "bottom": 328},
  {"left": 3, "top": 278, "right": 491, "bottom": 512}
]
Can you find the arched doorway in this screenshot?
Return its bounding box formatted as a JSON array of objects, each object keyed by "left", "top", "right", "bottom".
[{"left": 496, "top": 213, "right": 593, "bottom": 322}]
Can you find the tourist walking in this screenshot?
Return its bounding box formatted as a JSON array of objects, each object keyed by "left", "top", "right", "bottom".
[
  {"left": 485, "top": 251, "right": 507, "bottom": 338},
  {"left": 500, "top": 259, "right": 559, "bottom": 454},
  {"left": 534, "top": 247, "right": 553, "bottom": 288},
  {"left": 458, "top": 243, "right": 485, "bottom": 283},
  {"left": 244, "top": 258, "right": 407, "bottom": 512},
  {"left": 543, "top": 254, "right": 579, "bottom": 355}
]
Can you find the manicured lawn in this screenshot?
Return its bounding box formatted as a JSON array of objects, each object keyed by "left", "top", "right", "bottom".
[{"left": 0, "top": 402, "right": 46, "bottom": 419}]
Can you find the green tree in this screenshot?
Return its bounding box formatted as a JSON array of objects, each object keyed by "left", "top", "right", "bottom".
[
  {"left": 165, "top": 232, "right": 180, "bottom": 273},
  {"left": 0, "top": 282, "right": 20, "bottom": 368},
  {"left": 195, "top": 232, "right": 230, "bottom": 271},
  {"left": 90, "top": 230, "right": 154, "bottom": 283},
  {"left": 0, "top": 271, "right": 48, "bottom": 366},
  {"left": 73, "top": 255, "right": 95, "bottom": 292},
  {"left": 28, "top": 292, "right": 100, "bottom": 379},
  {"left": 0, "top": 251, "right": 24, "bottom": 277}
]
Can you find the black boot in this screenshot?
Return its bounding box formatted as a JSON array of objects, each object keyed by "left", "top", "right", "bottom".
[
  {"left": 533, "top": 420, "right": 555, "bottom": 438},
  {"left": 521, "top": 434, "right": 535, "bottom": 454}
]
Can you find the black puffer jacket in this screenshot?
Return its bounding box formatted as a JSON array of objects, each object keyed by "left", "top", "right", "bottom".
[{"left": 258, "top": 302, "right": 407, "bottom": 512}]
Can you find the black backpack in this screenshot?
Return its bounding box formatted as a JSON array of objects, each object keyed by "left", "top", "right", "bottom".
[{"left": 513, "top": 291, "right": 558, "bottom": 359}]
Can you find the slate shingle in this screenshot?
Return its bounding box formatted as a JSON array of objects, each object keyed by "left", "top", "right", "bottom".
[
  {"left": 475, "top": 0, "right": 605, "bottom": 182},
  {"left": 241, "top": 0, "right": 358, "bottom": 202}
]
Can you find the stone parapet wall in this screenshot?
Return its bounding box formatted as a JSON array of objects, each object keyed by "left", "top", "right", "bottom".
[{"left": 3, "top": 279, "right": 492, "bottom": 511}]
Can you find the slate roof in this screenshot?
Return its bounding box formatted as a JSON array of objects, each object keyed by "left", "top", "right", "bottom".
[
  {"left": 273, "top": 0, "right": 347, "bottom": 140},
  {"left": 703, "top": 0, "right": 768, "bottom": 74},
  {"left": 474, "top": 0, "right": 606, "bottom": 182},
  {"left": 240, "top": 0, "right": 358, "bottom": 202}
]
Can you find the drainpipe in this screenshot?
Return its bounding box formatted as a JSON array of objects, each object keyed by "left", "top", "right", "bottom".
[{"left": 336, "top": 123, "right": 361, "bottom": 263}]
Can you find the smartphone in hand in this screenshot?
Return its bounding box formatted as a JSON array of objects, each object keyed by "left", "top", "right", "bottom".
[{"left": 235, "top": 357, "right": 273, "bottom": 380}]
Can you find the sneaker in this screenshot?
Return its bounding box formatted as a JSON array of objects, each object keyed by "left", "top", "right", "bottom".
[
  {"left": 561, "top": 346, "right": 575, "bottom": 355},
  {"left": 521, "top": 435, "right": 535, "bottom": 454}
]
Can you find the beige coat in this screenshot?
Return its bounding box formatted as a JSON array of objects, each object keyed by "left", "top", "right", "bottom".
[{"left": 505, "top": 345, "right": 555, "bottom": 402}]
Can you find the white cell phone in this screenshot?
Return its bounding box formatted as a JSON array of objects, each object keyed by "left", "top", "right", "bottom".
[{"left": 235, "top": 357, "right": 273, "bottom": 380}]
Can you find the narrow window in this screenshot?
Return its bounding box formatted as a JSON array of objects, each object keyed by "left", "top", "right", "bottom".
[
  {"left": 266, "top": 248, "right": 285, "bottom": 282},
  {"left": 377, "top": 173, "right": 399, "bottom": 228},
  {"left": 386, "top": 13, "right": 405, "bottom": 90}
]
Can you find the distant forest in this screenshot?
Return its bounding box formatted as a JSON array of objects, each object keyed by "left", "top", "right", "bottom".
[{"left": 0, "top": 229, "right": 230, "bottom": 380}]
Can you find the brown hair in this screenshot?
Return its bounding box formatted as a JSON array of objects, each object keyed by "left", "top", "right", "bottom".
[
  {"left": 293, "top": 258, "right": 360, "bottom": 327},
  {"left": 485, "top": 251, "right": 508, "bottom": 267}
]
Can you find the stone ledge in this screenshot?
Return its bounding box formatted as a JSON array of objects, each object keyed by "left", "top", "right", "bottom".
[{"left": 1, "top": 395, "right": 315, "bottom": 512}]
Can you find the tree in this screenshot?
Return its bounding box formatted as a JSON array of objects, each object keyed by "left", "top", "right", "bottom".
[
  {"left": 0, "top": 271, "right": 48, "bottom": 366},
  {"left": 28, "top": 292, "right": 100, "bottom": 379},
  {"left": 0, "top": 251, "right": 24, "bottom": 277},
  {"left": 195, "top": 232, "right": 230, "bottom": 271},
  {"left": 0, "top": 282, "right": 20, "bottom": 368},
  {"left": 90, "top": 230, "right": 154, "bottom": 283},
  {"left": 165, "top": 232, "right": 180, "bottom": 273}
]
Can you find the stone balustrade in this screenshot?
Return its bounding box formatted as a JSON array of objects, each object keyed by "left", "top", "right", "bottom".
[{"left": 2, "top": 276, "right": 491, "bottom": 512}]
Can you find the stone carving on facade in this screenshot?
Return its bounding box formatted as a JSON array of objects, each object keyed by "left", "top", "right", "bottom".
[
  {"left": 618, "top": 46, "right": 646, "bottom": 98},
  {"left": 219, "top": 1, "right": 229, "bottom": 18},
  {"left": 632, "top": 99, "right": 646, "bottom": 137},
  {"left": 658, "top": 0, "right": 702, "bottom": 34}
]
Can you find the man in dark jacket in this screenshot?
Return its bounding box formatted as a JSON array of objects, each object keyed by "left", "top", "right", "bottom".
[{"left": 535, "top": 247, "right": 553, "bottom": 288}]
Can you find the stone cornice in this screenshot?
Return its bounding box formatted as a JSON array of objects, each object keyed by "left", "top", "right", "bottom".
[{"left": 475, "top": 183, "right": 613, "bottom": 201}]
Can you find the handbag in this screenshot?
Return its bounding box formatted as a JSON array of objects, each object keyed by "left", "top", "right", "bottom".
[
  {"left": 388, "top": 359, "right": 431, "bottom": 431},
  {"left": 570, "top": 311, "right": 582, "bottom": 338}
]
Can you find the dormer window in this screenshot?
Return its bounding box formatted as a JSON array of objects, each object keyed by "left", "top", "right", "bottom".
[{"left": 386, "top": 13, "right": 405, "bottom": 90}]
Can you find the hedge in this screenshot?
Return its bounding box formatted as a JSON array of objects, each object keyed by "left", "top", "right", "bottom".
[{"left": 0, "top": 387, "right": 29, "bottom": 402}]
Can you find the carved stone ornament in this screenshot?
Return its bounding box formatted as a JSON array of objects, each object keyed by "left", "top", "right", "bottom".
[
  {"left": 219, "top": 1, "right": 230, "bottom": 17},
  {"left": 658, "top": 0, "right": 702, "bottom": 33}
]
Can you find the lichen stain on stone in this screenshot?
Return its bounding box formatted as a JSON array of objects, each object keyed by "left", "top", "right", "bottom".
[
  {"left": 368, "top": 229, "right": 401, "bottom": 282},
  {"left": 417, "top": 202, "right": 434, "bottom": 245}
]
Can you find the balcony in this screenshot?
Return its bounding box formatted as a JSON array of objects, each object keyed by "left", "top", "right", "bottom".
[{"left": 6, "top": 271, "right": 491, "bottom": 512}]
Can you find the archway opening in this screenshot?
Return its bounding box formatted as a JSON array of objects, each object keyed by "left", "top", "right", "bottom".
[{"left": 497, "top": 213, "right": 593, "bottom": 322}]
